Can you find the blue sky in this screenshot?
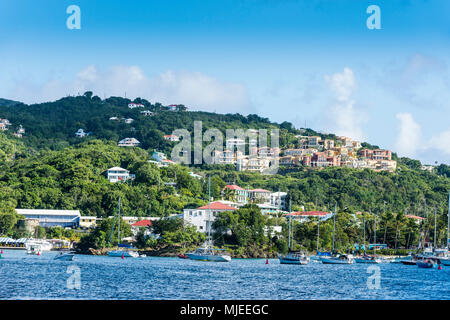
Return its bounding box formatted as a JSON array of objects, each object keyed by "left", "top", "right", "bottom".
[{"left": 0, "top": 0, "right": 449, "bottom": 164}]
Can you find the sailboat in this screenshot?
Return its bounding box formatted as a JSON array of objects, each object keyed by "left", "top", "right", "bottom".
[
  {"left": 320, "top": 204, "right": 354, "bottom": 264},
  {"left": 107, "top": 197, "right": 139, "bottom": 258},
  {"left": 279, "top": 200, "right": 310, "bottom": 265},
  {"left": 435, "top": 192, "right": 450, "bottom": 266},
  {"left": 186, "top": 176, "right": 231, "bottom": 262},
  {"left": 355, "top": 214, "right": 381, "bottom": 264}
]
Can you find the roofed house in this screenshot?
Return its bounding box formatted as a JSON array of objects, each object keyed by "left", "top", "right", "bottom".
[
  {"left": 128, "top": 102, "right": 145, "bottom": 109},
  {"left": 285, "top": 211, "right": 333, "bottom": 223},
  {"left": 163, "top": 134, "right": 180, "bottom": 142},
  {"left": 106, "top": 167, "right": 135, "bottom": 183},
  {"left": 75, "top": 128, "right": 87, "bottom": 138},
  {"left": 181, "top": 201, "right": 237, "bottom": 233},
  {"left": 118, "top": 138, "right": 140, "bottom": 147}
]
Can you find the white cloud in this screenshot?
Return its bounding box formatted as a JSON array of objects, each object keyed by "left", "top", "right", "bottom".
[
  {"left": 429, "top": 129, "right": 450, "bottom": 156},
  {"left": 394, "top": 112, "right": 450, "bottom": 164},
  {"left": 323, "top": 67, "right": 367, "bottom": 141},
  {"left": 8, "top": 66, "right": 251, "bottom": 114},
  {"left": 394, "top": 113, "right": 422, "bottom": 158}
]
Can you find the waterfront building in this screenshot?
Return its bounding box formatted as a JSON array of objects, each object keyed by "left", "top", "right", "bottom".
[
  {"left": 181, "top": 201, "right": 237, "bottom": 233},
  {"left": 15, "top": 209, "right": 81, "bottom": 228}
]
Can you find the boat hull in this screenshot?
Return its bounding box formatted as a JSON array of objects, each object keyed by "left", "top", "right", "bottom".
[
  {"left": 54, "top": 253, "right": 75, "bottom": 261},
  {"left": 417, "top": 261, "right": 435, "bottom": 268},
  {"left": 279, "top": 257, "right": 309, "bottom": 265},
  {"left": 107, "top": 250, "right": 139, "bottom": 258},
  {"left": 320, "top": 257, "right": 354, "bottom": 264},
  {"left": 355, "top": 258, "right": 381, "bottom": 264},
  {"left": 186, "top": 253, "right": 231, "bottom": 262},
  {"left": 440, "top": 258, "right": 450, "bottom": 266}
]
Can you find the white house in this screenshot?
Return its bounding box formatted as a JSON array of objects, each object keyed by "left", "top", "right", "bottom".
[
  {"left": 75, "top": 128, "right": 87, "bottom": 138},
  {"left": 106, "top": 167, "right": 135, "bottom": 183},
  {"left": 270, "top": 192, "right": 287, "bottom": 210},
  {"left": 109, "top": 116, "right": 119, "bottom": 121},
  {"left": 140, "top": 110, "right": 153, "bottom": 116},
  {"left": 181, "top": 201, "right": 237, "bottom": 233},
  {"left": 128, "top": 103, "right": 145, "bottom": 109},
  {"left": 124, "top": 118, "right": 134, "bottom": 124},
  {"left": 118, "top": 138, "right": 140, "bottom": 147},
  {"left": 188, "top": 172, "right": 202, "bottom": 179},
  {"left": 164, "top": 134, "right": 179, "bottom": 142}
]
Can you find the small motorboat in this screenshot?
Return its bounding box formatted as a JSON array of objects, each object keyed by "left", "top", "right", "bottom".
[
  {"left": 279, "top": 251, "right": 310, "bottom": 265},
  {"left": 355, "top": 255, "right": 381, "bottom": 264},
  {"left": 417, "top": 259, "right": 436, "bottom": 268},
  {"left": 320, "top": 254, "right": 354, "bottom": 264},
  {"left": 178, "top": 254, "right": 189, "bottom": 259},
  {"left": 54, "top": 252, "right": 75, "bottom": 261}
]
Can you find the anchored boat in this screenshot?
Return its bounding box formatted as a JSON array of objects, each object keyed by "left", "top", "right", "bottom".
[
  {"left": 186, "top": 176, "right": 231, "bottom": 263},
  {"left": 321, "top": 254, "right": 354, "bottom": 264},
  {"left": 279, "top": 199, "right": 310, "bottom": 265},
  {"left": 107, "top": 197, "right": 139, "bottom": 258},
  {"left": 54, "top": 251, "right": 75, "bottom": 261}
]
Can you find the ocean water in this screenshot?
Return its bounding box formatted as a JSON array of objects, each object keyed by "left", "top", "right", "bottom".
[{"left": 0, "top": 250, "right": 449, "bottom": 300}]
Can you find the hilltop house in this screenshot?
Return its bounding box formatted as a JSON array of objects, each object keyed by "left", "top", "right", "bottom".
[
  {"left": 105, "top": 167, "right": 135, "bottom": 183},
  {"left": 163, "top": 134, "right": 179, "bottom": 142},
  {"left": 140, "top": 110, "right": 153, "bottom": 116},
  {"left": 118, "top": 138, "right": 140, "bottom": 147},
  {"left": 128, "top": 102, "right": 145, "bottom": 109},
  {"left": 75, "top": 128, "right": 87, "bottom": 138}
]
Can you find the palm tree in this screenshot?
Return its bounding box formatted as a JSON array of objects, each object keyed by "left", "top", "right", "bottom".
[{"left": 223, "top": 187, "right": 236, "bottom": 202}]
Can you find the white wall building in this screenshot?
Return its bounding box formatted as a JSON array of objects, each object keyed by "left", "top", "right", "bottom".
[
  {"left": 128, "top": 103, "right": 145, "bottom": 109},
  {"left": 106, "top": 167, "right": 135, "bottom": 183},
  {"left": 118, "top": 138, "right": 140, "bottom": 147},
  {"left": 181, "top": 201, "right": 237, "bottom": 233},
  {"left": 270, "top": 192, "right": 287, "bottom": 210},
  {"left": 15, "top": 209, "right": 81, "bottom": 228}
]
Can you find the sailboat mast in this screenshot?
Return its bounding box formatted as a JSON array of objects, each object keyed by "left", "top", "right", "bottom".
[
  {"left": 448, "top": 191, "right": 450, "bottom": 251},
  {"left": 288, "top": 199, "right": 292, "bottom": 251},
  {"left": 316, "top": 214, "right": 320, "bottom": 253},
  {"left": 363, "top": 215, "right": 366, "bottom": 252},
  {"left": 118, "top": 197, "right": 121, "bottom": 246},
  {"left": 374, "top": 210, "right": 377, "bottom": 254},
  {"left": 208, "top": 176, "right": 211, "bottom": 244},
  {"left": 332, "top": 203, "right": 336, "bottom": 253},
  {"left": 434, "top": 207, "right": 437, "bottom": 249}
]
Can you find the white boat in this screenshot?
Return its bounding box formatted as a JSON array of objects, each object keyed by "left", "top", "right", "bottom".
[
  {"left": 107, "top": 250, "right": 139, "bottom": 258},
  {"left": 186, "top": 245, "right": 231, "bottom": 262},
  {"left": 354, "top": 255, "right": 381, "bottom": 264},
  {"left": 279, "top": 199, "right": 309, "bottom": 265},
  {"left": 54, "top": 252, "right": 75, "bottom": 261},
  {"left": 26, "top": 239, "right": 53, "bottom": 254},
  {"left": 186, "top": 177, "right": 231, "bottom": 263},
  {"left": 107, "top": 197, "right": 138, "bottom": 258},
  {"left": 321, "top": 254, "right": 354, "bottom": 264},
  {"left": 279, "top": 251, "right": 310, "bottom": 265}
]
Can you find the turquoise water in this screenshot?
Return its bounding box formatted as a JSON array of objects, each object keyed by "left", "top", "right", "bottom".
[{"left": 0, "top": 250, "right": 449, "bottom": 300}]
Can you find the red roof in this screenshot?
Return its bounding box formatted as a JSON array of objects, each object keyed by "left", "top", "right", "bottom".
[
  {"left": 285, "top": 211, "right": 331, "bottom": 216},
  {"left": 225, "top": 185, "right": 244, "bottom": 190},
  {"left": 197, "top": 201, "right": 236, "bottom": 211},
  {"left": 131, "top": 219, "right": 152, "bottom": 227},
  {"left": 405, "top": 214, "right": 425, "bottom": 220},
  {"left": 251, "top": 188, "right": 270, "bottom": 193}
]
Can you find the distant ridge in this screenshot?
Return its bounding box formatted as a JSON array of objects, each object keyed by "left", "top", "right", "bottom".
[{"left": 0, "top": 98, "right": 22, "bottom": 107}]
